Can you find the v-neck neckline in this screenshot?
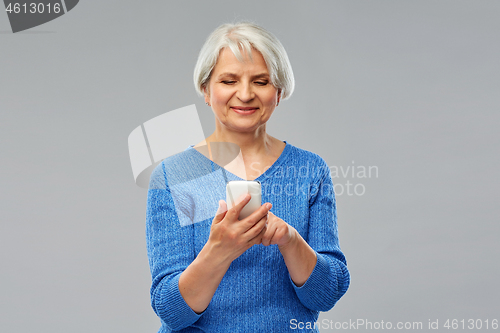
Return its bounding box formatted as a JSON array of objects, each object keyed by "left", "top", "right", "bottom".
[{"left": 188, "top": 140, "right": 291, "bottom": 182}]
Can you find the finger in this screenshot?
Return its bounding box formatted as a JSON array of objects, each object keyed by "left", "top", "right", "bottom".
[
  {"left": 228, "top": 193, "right": 251, "bottom": 218},
  {"left": 261, "top": 220, "right": 278, "bottom": 246},
  {"left": 213, "top": 200, "right": 228, "bottom": 224},
  {"left": 248, "top": 217, "right": 268, "bottom": 245},
  {"left": 246, "top": 212, "right": 267, "bottom": 238},
  {"left": 270, "top": 226, "right": 285, "bottom": 245},
  {"left": 233, "top": 193, "right": 250, "bottom": 206},
  {"left": 242, "top": 202, "right": 272, "bottom": 227}
]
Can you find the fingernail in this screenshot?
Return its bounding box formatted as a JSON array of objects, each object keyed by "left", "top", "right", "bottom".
[{"left": 266, "top": 203, "right": 272, "bottom": 209}]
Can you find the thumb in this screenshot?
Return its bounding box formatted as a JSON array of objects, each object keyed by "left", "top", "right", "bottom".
[{"left": 213, "top": 200, "right": 228, "bottom": 223}]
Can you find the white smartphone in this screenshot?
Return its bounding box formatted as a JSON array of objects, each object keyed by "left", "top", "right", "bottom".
[{"left": 226, "top": 180, "right": 262, "bottom": 220}]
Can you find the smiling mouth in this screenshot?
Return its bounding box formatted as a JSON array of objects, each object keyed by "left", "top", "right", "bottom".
[
  {"left": 231, "top": 107, "right": 258, "bottom": 114},
  {"left": 231, "top": 107, "right": 258, "bottom": 111}
]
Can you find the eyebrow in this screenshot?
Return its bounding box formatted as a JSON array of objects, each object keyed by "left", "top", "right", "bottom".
[{"left": 217, "top": 72, "right": 270, "bottom": 79}]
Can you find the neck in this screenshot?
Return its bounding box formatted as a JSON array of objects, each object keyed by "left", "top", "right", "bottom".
[{"left": 206, "top": 124, "right": 275, "bottom": 158}]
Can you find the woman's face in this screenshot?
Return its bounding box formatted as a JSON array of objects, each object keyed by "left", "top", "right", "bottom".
[{"left": 204, "top": 47, "right": 281, "bottom": 134}]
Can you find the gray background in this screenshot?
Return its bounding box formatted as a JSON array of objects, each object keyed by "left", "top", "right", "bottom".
[{"left": 1, "top": 1, "right": 499, "bottom": 332}]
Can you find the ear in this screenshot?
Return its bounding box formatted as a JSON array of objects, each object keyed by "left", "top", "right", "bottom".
[
  {"left": 276, "top": 89, "right": 282, "bottom": 106},
  {"left": 203, "top": 85, "right": 210, "bottom": 105}
]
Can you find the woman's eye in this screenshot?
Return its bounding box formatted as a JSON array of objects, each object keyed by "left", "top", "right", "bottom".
[
  {"left": 255, "top": 81, "right": 268, "bottom": 86},
  {"left": 222, "top": 81, "right": 236, "bottom": 84}
]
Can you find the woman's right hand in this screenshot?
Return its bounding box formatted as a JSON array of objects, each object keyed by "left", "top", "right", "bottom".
[
  {"left": 178, "top": 194, "right": 272, "bottom": 314},
  {"left": 207, "top": 194, "right": 272, "bottom": 264}
]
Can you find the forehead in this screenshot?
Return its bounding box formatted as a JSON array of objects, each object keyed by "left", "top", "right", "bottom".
[{"left": 212, "top": 47, "right": 269, "bottom": 75}]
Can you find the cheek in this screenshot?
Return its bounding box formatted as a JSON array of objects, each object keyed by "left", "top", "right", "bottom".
[
  {"left": 211, "top": 87, "right": 232, "bottom": 105},
  {"left": 263, "top": 89, "right": 279, "bottom": 105}
]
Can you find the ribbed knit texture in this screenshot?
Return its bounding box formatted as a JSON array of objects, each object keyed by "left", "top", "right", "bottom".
[{"left": 146, "top": 141, "right": 350, "bottom": 332}]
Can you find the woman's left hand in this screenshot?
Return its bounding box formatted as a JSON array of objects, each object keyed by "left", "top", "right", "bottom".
[{"left": 261, "top": 211, "right": 296, "bottom": 247}]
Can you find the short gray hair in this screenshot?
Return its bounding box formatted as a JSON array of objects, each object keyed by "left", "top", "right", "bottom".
[{"left": 193, "top": 22, "right": 295, "bottom": 100}]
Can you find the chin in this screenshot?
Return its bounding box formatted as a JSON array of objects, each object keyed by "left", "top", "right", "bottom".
[{"left": 226, "top": 122, "right": 262, "bottom": 133}]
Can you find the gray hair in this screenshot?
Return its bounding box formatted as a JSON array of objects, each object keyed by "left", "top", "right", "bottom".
[{"left": 193, "top": 22, "right": 295, "bottom": 100}]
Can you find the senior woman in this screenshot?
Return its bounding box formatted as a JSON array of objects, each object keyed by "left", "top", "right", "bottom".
[{"left": 146, "top": 22, "right": 350, "bottom": 332}]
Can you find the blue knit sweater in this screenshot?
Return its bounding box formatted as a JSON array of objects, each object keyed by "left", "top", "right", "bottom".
[{"left": 146, "top": 141, "right": 350, "bottom": 332}]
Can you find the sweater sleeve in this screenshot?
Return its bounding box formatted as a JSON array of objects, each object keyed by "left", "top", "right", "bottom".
[
  {"left": 145, "top": 162, "right": 203, "bottom": 331},
  {"left": 290, "top": 157, "right": 350, "bottom": 311}
]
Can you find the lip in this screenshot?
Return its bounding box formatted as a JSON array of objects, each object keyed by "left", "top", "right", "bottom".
[{"left": 231, "top": 107, "right": 258, "bottom": 115}]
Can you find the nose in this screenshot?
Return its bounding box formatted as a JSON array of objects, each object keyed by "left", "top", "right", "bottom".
[{"left": 236, "top": 82, "right": 254, "bottom": 103}]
